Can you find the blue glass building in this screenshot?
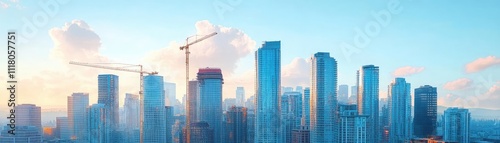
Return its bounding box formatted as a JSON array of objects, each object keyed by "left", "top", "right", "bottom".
[
  {"left": 143, "top": 75, "right": 166, "bottom": 143},
  {"left": 87, "top": 104, "right": 109, "bottom": 143},
  {"left": 97, "top": 74, "right": 119, "bottom": 133},
  {"left": 197, "top": 67, "right": 223, "bottom": 143},
  {"left": 413, "top": 85, "right": 437, "bottom": 138},
  {"left": 310, "top": 52, "right": 338, "bottom": 143},
  {"left": 68, "top": 93, "right": 89, "bottom": 142},
  {"left": 357, "top": 65, "right": 380, "bottom": 143},
  {"left": 303, "top": 87, "right": 310, "bottom": 127},
  {"left": 255, "top": 41, "right": 281, "bottom": 143},
  {"left": 388, "top": 78, "right": 411, "bottom": 143}
]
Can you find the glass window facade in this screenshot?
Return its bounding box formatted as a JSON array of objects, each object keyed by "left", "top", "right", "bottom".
[{"left": 143, "top": 75, "right": 166, "bottom": 143}]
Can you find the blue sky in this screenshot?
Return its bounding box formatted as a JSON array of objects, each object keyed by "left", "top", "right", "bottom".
[{"left": 1, "top": 0, "right": 499, "bottom": 109}]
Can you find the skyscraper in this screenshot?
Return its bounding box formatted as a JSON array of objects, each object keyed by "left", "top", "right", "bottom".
[
  {"left": 165, "top": 82, "right": 177, "bottom": 106},
  {"left": 255, "top": 41, "right": 281, "bottom": 143},
  {"left": 310, "top": 52, "right": 338, "bottom": 143},
  {"left": 185, "top": 121, "right": 214, "bottom": 143},
  {"left": 98, "top": 74, "right": 119, "bottom": 132},
  {"left": 56, "top": 117, "right": 70, "bottom": 140},
  {"left": 197, "top": 67, "right": 223, "bottom": 143},
  {"left": 143, "top": 75, "right": 166, "bottom": 142},
  {"left": 225, "top": 106, "right": 247, "bottom": 143},
  {"left": 338, "top": 84, "right": 349, "bottom": 104},
  {"left": 292, "top": 125, "right": 310, "bottom": 143},
  {"left": 349, "top": 86, "right": 358, "bottom": 104},
  {"left": 414, "top": 85, "right": 437, "bottom": 138},
  {"left": 68, "top": 92, "right": 89, "bottom": 142},
  {"left": 388, "top": 78, "right": 411, "bottom": 143},
  {"left": 15, "top": 104, "right": 42, "bottom": 136},
  {"left": 124, "top": 93, "right": 140, "bottom": 130},
  {"left": 87, "top": 104, "right": 109, "bottom": 143},
  {"left": 303, "top": 87, "right": 310, "bottom": 127},
  {"left": 188, "top": 80, "right": 199, "bottom": 122},
  {"left": 443, "top": 108, "right": 470, "bottom": 143},
  {"left": 236, "top": 87, "right": 245, "bottom": 107},
  {"left": 247, "top": 109, "right": 255, "bottom": 143},
  {"left": 338, "top": 104, "right": 367, "bottom": 143},
  {"left": 166, "top": 106, "right": 175, "bottom": 143},
  {"left": 282, "top": 92, "right": 303, "bottom": 129},
  {"left": 357, "top": 65, "right": 379, "bottom": 143}
]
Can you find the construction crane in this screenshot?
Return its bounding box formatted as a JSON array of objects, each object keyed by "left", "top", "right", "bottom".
[
  {"left": 69, "top": 61, "right": 158, "bottom": 143},
  {"left": 180, "top": 32, "right": 217, "bottom": 143}
]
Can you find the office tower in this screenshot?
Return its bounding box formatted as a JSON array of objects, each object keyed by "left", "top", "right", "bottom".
[
  {"left": 302, "top": 87, "right": 310, "bottom": 127},
  {"left": 224, "top": 98, "right": 236, "bottom": 111},
  {"left": 197, "top": 67, "right": 223, "bottom": 143},
  {"left": 338, "top": 104, "right": 368, "bottom": 143},
  {"left": 295, "top": 86, "right": 303, "bottom": 93},
  {"left": 349, "top": 86, "right": 358, "bottom": 104},
  {"left": 338, "top": 84, "right": 349, "bottom": 104},
  {"left": 245, "top": 95, "right": 256, "bottom": 110},
  {"left": 143, "top": 75, "right": 166, "bottom": 142},
  {"left": 310, "top": 52, "right": 338, "bottom": 143},
  {"left": 388, "top": 78, "right": 411, "bottom": 143},
  {"left": 87, "top": 104, "right": 109, "bottom": 143},
  {"left": 381, "top": 104, "right": 389, "bottom": 143},
  {"left": 124, "top": 93, "right": 140, "bottom": 130},
  {"left": 184, "top": 121, "right": 215, "bottom": 143},
  {"left": 255, "top": 41, "right": 281, "bottom": 142},
  {"left": 164, "top": 82, "right": 177, "bottom": 106},
  {"left": 188, "top": 80, "right": 199, "bottom": 123},
  {"left": 225, "top": 106, "right": 247, "bottom": 143},
  {"left": 236, "top": 87, "right": 245, "bottom": 107},
  {"left": 282, "top": 92, "right": 303, "bottom": 129},
  {"left": 166, "top": 106, "right": 175, "bottom": 143},
  {"left": 68, "top": 92, "right": 89, "bottom": 142},
  {"left": 56, "top": 117, "right": 70, "bottom": 140},
  {"left": 247, "top": 109, "right": 255, "bottom": 143},
  {"left": 443, "top": 108, "right": 470, "bottom": 143},
  {"left": 414, "top": 85, "right": 437, "bottom": 138},
  {"left": 15, "top": 104, "right": 42, "bottom": 136},
  {"left": 98, "top": 74, "right": 119, "bottom": 132},
  {"left": 281, "top": 113, "right": 294, "bottom": 143},
  {"left": 0, "top": 126, "right": 42, "bottom": 142},
  {"left": 357, "top": 65, "right": 380, "bottom": 143}
]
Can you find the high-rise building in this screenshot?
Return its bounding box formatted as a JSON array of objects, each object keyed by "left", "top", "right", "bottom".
[
  {"left": 124, "top": 93, "right": 140, "bottom": 130},
  {"left": 302, "top": 87, "right": 310, "bottom": 127},
  {"left": 184, "top": 121, "right": 214, "bottom": 143},
  {"left": 246, "top": 95, "right": 256, "bottom": 110},
  {"left": 282, "top": 91, "right": 303, "bottom": 129},
  {"left": 349, "top": 86, "right": 358, "bottom": 104},
  {"left": 255, "top": 41, "right": 281, "bottom": 142},
  {"left": 357, "top": 65, "right": 380, "bottom": 143},
  {"left": 310, "top": 52, "right": 338, "bottom": 143},
  {"left": 56, "top": 117, "right": 70, "bottom": 140},
  {"left": 143, "top": 75, "right": 166, "bottom": 142},
  {"left": 188, "top": 80, "right": 199, "bottom": 123},
  {"left": 388, "top": 78, "right": 411, "bottom": 143},
  {"left": 338, "top": 84, "right": 349, "bottom": 104},
  {"left": 247, "top": 109, "right": 255, "bottom": 143},
  {"left": 443, "top": 108, "right": 470, "bottom": 143},
  {"left": 414, "top": 85, "right": 437, "bottom": 138},
  {"left": 380, "top": 104, "right": 389, "bottom": 143},
  {"left": 225, "top": 106, "right": 247, "bottom": 143},
  {"left": 87, "top": 104, "right": 109, "bottom": 143},
  {"left": 224, "top": 98, "right": 236, "bottom": 111},
  {"left": 166, "top": 106, "right": 175, "bottom": 143},
  {"left": 236, "top": 87, "right": 245, "bottom": 107},
  {"left": 0, "top": 126, "right": 42, "bottom": 142},
  {"left": 68, "top": 92, "right": 89, "bottom": 142},
  {"left": 98, "top": 74, "right": 119, "bottom": 133},
  {"left": 197, "top": 67, "right": 223, "bottom": 143},
  {"left": 338, "top": 104, "right": 368, "bottom": 143},
  {"left": 164, "top": 82, "right": 177, "bottom": 106},
  {"left": 15, "top": 104, "right": 42, "bottom": 136},
  {"left": 292, "top": 125, "right": 310, "bottom": 143},
  {"left": 173, "top": 120, "right": 185, "bottom": 143}
]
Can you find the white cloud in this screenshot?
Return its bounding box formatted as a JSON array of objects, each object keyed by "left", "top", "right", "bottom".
[
  {"left": 465, "top": 56, "right": 500, "bottom": 73},
  {"left": 392, "top": 66, "right": 424, "bottom": 77},
  {"left": 443, "top": 78, "right": 473, "bottom": 90},
  {"left": 282, "top": 57, "right": 310, "bottom": 87}
]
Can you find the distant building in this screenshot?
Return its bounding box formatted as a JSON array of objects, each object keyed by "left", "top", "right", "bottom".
[
  {"left": 443, "top": 108, "right": 470, "bottom": 143},
  {"left": 310, "top": 52, "right": 338, "bottom": 143},
  {"left": 184, "top": 121, "right": 214, "bottom": 143},
  {"left": 15, "top": 104, "right": 42, "bottom": 137},
  {"left": 388, "top": 78, "right": 412, "bottom": 143},
  {"left": 68, "top": 93, "right": 89, "bottom": 142},
  {"left": 225, "top": 106, "right": 247, "bottom": 143},
  {"left": 349, "top": 86, "right": 358, "bottom": 104},
  {"left": 164, "top": 81, "right": 177, "bottom": 106},
  {"left": 188, "top": 80, "right": 199, "bottom": 122},
  {"left": 414, "top": 85, "right": 438, "bottom": 138},
  {"left": 357, "top": 65, "right": 380, "bottom": 143},
  {"left": 223, "top": 98, "right": 236, "bottom": 111},
  {"left": 236, "top": 87, "right": 245, "bottom": 107},
  {"left": 302, "top": 87, "right": 310, "bottom": 127},
  {"left": 98, "top": 74, "right": 119, "bottom": 133},
  {"left": 87, "top": 104, "right": 109, "bottom": 143},
  {"left": 245, "top": 95, "right": 256, "bottom": 110},
  {"left": 292, "top": 125, "right": 310, "bottom": 143},
  {"left": 166, "top": 106, "right": 175, "bottom": 143},
  {"left": 143, "top": 75, "right": 166, "bottom": 142},
  {"left": 255, "top": 41, "right": 281, "bottom": 142},
  {"left": 246, "top": 109, "right": 255, "bottom": 143},
  {"left": 56, "top": 117, "right": 70, "bottom": 140},
  {"left": 338, "top": 84, "right": 349, "bottom": 104},
  {"left": 338, "top": 104, "right": 368, "bottom": 143},
  {"left": 197, "top": 67, "right": 224, "bottom": 143},
  {"left": 282, "top": 91, "right": 303, "bottom": 143},
  {"left": 124, "top": 93, "right": 140, "bottom": 130},
  {"left": 0, "top": 126, "right": 42, "bottom": 142}
]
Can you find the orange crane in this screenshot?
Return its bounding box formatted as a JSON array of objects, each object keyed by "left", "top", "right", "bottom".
[
  {"left": 179, "top": 32, "right": 217, "bottom": 143},
  {"left": 69, "top": 61, "right": 158, "bottom": 143}
]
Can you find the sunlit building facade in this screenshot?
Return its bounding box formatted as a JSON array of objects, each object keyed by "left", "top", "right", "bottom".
[
  {"left": 143, "top": 75, "right": 166, "bottom": 143},
  {"left": 197, "top": 67, "right": 224, "bottom": 143},
  {"left": 357, "top": 65, "right": 379, "bottom": 143},
  {"left": 388, "top": 78, "right": 411, "bottom": 143}
]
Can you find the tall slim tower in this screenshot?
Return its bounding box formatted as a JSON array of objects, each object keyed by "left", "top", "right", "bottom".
[
  {"left": 388, "top": 78, "right": 411, "bottom": 143},
  {"left": 310, "top": 52, "right": 338, "bottom": 143},
  {"left": 225, "top": 106, "right": 247, "bottom": 143},
  {"left": 255, "top": 41, "right": 281, "bottom": 143},
  {"left": 143, "top": 75, "right": 166, "bottom": 142},
  {"left": 164, "top": 82, "right": 177, "bottom": 106},
  {"left": 188, "top": 80, "right": 199, "bottom": 122},
  {"left": 197, "top": 68, "right": 224, "bottom": 143},
  {"left": 15, "top": 104, "right": 42, "bottom": 136},
  {"left": 98, "top": 74, "right": 119, "bottom": 132},
  {"left": 68, "top": 93, "right": 89, "bottom": 142},
  {"left": 414, "top": 85, "right": 437, "bottom": 138},
  {"left": 124, "top": 93, "right": 140, "bottom": 130},
  {"left": 443, "top": 108, "right": 470, "bottom": 143},
  {"left": 338, "top": 84, "right": 349, "bottom": 104},
  {"left": 236, "top": 87, "right": 245, "bottom": 107},
  {"left": 87, "top": 104, "right": 109, "bottom": 143},
  {"left": 338, "top": 104, "right": 367, "bottom": 143},
  {"left": 302, "top": 87, "right": 310, "bottom": 127},
  {"left": 165, "top": 106, "right": 175, "bottom": 143},
  {"left": 357, "top": 65, "right": 379, "bottom": 143}
]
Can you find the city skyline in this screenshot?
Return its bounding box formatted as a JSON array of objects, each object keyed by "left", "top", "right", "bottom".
[{"left": 0, "top": 1, "right": 499, "bottom": 112}]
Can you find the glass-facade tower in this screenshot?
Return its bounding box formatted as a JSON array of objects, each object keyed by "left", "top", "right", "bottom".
[
  {"left": 357, "top": 65, "right": 379, "bottom": 143},
  {"left": 143, "top": 75, "right": 166, "bottom": 143},
  {"left": 388, "top": 78, "right": 411, "bottom": 143},
  {"left": 413, "top": 85, "right": 437, "bottom": 138},
  {"left": 197, "top": 68, "right": 224, "bottom": 143}
]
